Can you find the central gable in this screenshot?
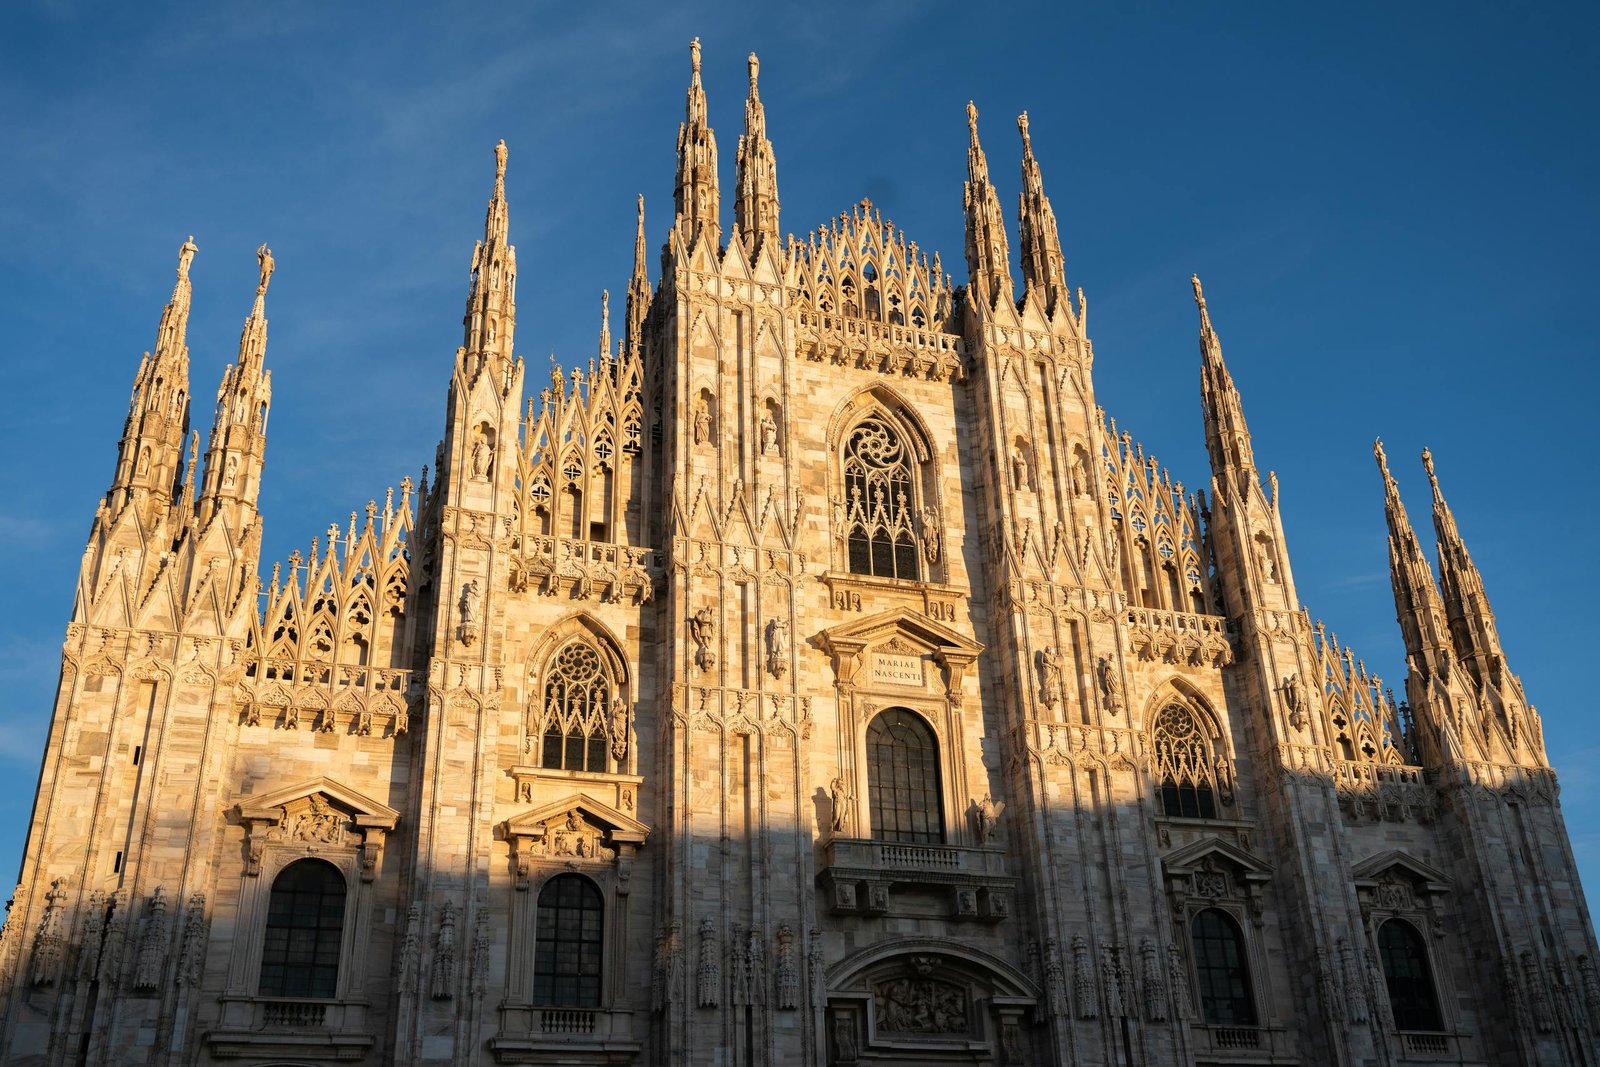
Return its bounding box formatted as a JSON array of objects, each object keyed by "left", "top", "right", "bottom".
[{"left": 818, "top": 607, "right": 983, "bottom": 704}]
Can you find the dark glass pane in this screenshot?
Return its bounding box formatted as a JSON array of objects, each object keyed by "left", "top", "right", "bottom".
[
  {"left": 1161, "top": 780, "right": 1182, "bottom": 817},
  {"left": 533, "top": 874, "right": 604, "bottom": 1008},
  {"left": 542, "top": 728, "right": 564, "bottom": 769},
  {"left": 259, "top": 858, "right": 346, "bottom": 999},
  {"left": 866, "top": 710, "right": 943, "bottom": 844},
  {"left": 1191, "top": 909, "right": 1257, "bottom": 1025},
  {"left": 1379, "top": 919, "right": 1442, "bottom": 1031}
]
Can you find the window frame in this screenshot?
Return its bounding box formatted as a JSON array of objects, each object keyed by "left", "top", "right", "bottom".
[
  {"left": 1377, "top": 917, "right": 1444, "bottom": 1032},
  {"left": 864, "top": 707, "right": 946, "bottom": 845},
  {"left": 532, "top": 873, "right": 605, "bottom": 1008},
  {"left": 258, "top": 857, "right": 348, "bottom": 1000},
  {"left": 1189, "top": 907, "right": 1259, "bottom": 1026}
]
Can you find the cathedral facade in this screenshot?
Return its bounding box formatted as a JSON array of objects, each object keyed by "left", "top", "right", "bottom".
[{"left": 1, "top": 40, "right": 1592, "bottom": 1067}]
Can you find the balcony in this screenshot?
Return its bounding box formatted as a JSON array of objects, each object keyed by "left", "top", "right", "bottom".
[
  {"left": 489, "top": 1006, "right": 640, "bottom": 1064},
  {"left": 818, "top": 837, "right": 1014, "bottom": 921},
  {"left": 1400, "top": 1031, "right": 1454, "bottom": 1059},
  {"left": 204, "top": 997, "right": 374, "bottom": 1060}
]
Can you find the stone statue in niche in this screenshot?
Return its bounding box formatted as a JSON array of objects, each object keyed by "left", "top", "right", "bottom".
[
  {"left": 223, "top": 454, "right": 238, "bottom": 488},
  {"left": 1012, "top": 449, "right": 1031, "bottom": 491},
  {"left": 1255, "top": 536, "right": 1278, "bottom": 583},
  {"left": 1096, "top": 656, "right": 1123, "bottom": 714},
  {"left": 974, "top": 794, "right": 1005, "bottom": 846},
  {"left": 765, "top": 617, "right": 789, "bottom": 678},
  {"left": 689, "top": 606, "right": 716, "bottom": 672},
  {"left": 292, "top": 794, "right": 343, "bottom": 844},
  {"left": 830, "top": 777, "right": 853, "bottom": 835},
  {"left": 1069, "top": 446, "right": 1088, "bottom": 495},
  {"left": 693, "top": 400, "right": 713, "bottom": 445},
  {"left": 458, "top": 579, "right": 481, "bottom": 647},
  {"left": 1036, "top": 646, "right": 1063, "bottom": 708},
  {"left": 609, "top": 700, "right": 629, "bottom": 763},
  {"left": 760, "top": 411, "right": 779, "bottom": 455},
  {"left": 1283, "top": 672, "right": 1306, "bottom": 731},
  {"left": 832, "top": 1009, "right": 859, "bottom": 1061},
  {"left": 470, "top": 437, "right": 492, "bottom": 480},
  {"left": 921, "top": 506, "right": 943, "bottom": 564}
]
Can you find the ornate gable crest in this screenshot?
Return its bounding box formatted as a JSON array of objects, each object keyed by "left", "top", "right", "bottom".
[
  {"left": 818, "top": 607, "right": 983, "bottom": 705},
  {"left": 234, "top": 777, "right": 400, "bottom": 878},
  {"left": 502, "top": 793, "right": 650, "bottom": 891}
]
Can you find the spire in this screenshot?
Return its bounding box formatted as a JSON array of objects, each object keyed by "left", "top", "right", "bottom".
[
  {"left": 1015, "top": 112, "right": 1068, "bottom": 317},
  {"left": 734, "top": 51, "right": 779, "bottom": 258},
  {"left": 625, "top": 194, "right": 651, "bottom": 358},
  {"left": 1374, "top": 439, "right": 1453, "bottom": 667},
  {"left": 962, "top": 102, "right": 1013, "bottom": 308},
  {"left": 1193, "top": 276, "right": 1257, "bottom": 494},
  {"left": 1424, "top": 448, "right": 1511, "bottom": 689},
  {"left": 674, "top": 37, "right": 721, "bottom": 250},
  {"left": 198, "top": 244, "right": 275, "bottom": 524},
  {"left": 107, "top": 237, "right": 197, "bottom": 515},
  {"left": 462, "top": 139, "right": 518, "bottom": 369}
]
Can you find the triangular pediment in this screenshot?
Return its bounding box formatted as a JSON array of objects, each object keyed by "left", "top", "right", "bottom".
[
  {"left": 236, "top": 776, "right": 399, "bottom": 830},
  {"left": 817, "top": 606, "right": 984, "bottom": 661},
  {"left": 506, "top": 792, "right": 650, "bottom": 846},
  {"left": 1162, "top": 836, "right": 1273, "bottom": 880},
  {"left": 1351, "top": 849, "right": 1449, "bottom": 892}
]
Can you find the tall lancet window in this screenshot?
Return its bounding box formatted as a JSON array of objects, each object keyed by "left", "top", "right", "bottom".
[
  {"left": 843, "top": 417, "right": 921, "bottom": 580},
  {"left": 540, "top": 640, "right": 614, "bottom": 774},
  {"left": 1153, "top": 704, "right": 1219, "bottom": 819}
]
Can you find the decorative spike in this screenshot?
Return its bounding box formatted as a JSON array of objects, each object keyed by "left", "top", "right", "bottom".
[
  {"left": 734, "top": 51, "right": 780, "bottom": 258},
  {"left": 962, "top": 102, "right": 1013, "bottom": 308},
  {"left": 1016, "top": 111, "right": 1069, "bottom": 317},
  {"left": 674, "top": 37, "right": 721, "bottom": 248}
]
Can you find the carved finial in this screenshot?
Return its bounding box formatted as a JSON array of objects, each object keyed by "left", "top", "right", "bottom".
[
  {"left": 1017, "top": 111, "right": 1031, "bottom": 149},
  {"left": 177, "top": 236, "right": 197, "bottom": 280},
  {"left": 966, "top": 100, "right": 980, "bottom": 142},
  {"left": 255, "top": 244, "right": 275, "bottom": 296},
  {"left": 1421, "top": 446, "right": 1438, "bottom": 487},
  {"left": 1191, "top": 273, "right": 1205, "bottom": 308},
  {"left": 748, "top": 52, "right": 759, "bottom": 92},
  {"left": 494, "top": 138, "right": 507, "bottom": 181},
  {"left": 690, "top": 36, "right": 701, "bottom": 77},
  {"left": 1373, "top": 437, "right": 1388, "bottom": 472}
]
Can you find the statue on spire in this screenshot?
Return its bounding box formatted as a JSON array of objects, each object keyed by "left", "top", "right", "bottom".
[
  {"left": 178, "top": 235, "right": 197, "bottom": 280},
  {"left": 255, "top": 244, "right": 275, "bottom": 296}
]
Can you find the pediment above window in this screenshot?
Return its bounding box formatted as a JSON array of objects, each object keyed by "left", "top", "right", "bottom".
[
  {"left": 818, "top": 608, "right": 983, "bottom": 703},
  {"left": 501, "top": 793, "right": 650, "bottom": 890},
  {"left": 232, "top": 777, "right": 398, "bottom": 878},
  {"left": 235, "top": 776, "right": 400, "bottom": 831}
]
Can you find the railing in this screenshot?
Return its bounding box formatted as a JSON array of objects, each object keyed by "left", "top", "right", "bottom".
[
  {"left": 539, "top": 1009, "right": 597, "bottom": 1035},
  {"left": 878, "top": 844, "right": 961, "bottom": 870},
  {"left": 1403, "top": 1032, "right": 1449, "bottom": 1055},
  {"left": 262, "top": 1001, "right": 328, "bottom": 1028},
  {"left": 1212, "top": 1026, "right": 1261, "bottom": 1049}
]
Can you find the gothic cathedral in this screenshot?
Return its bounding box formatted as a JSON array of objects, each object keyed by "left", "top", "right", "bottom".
[{"left": 1, "top": 40, "right": 1591, "bottom": 1067}]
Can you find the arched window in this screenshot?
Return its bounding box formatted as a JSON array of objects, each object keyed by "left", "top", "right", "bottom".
[
  {"left": 1378, "top": 919, "right": 1442, "bottom": 1031},
  {"left": 842, "top": 417, "right": 921, "bottom": 581},
  {"left": 1190, "top": 908, "right": 1256, "bottom": 1025},
  {"left": 259, "top": 859, "right": 346, "bottom": 998},
  {"left": 1153, "top": 704, "right": 1219, "bottom": 819},
  {"left": 534, "top": 874, "right": 604, "bottom": 1007},
  {"left": 866, "top": 709, "right": 943, "bottom": 844},
  {"left": 540, "top": 640, "right": 614, "bottom": 773}
]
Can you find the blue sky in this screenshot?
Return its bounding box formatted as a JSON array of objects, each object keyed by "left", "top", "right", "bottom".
[{"left": 1, "top": 2, "right": 1597, "bottom": 897}]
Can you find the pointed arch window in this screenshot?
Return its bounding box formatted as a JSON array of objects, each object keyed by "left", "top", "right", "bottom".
[
  {"left": 843, "top": 417, "right": 921, "bottom": 580},
  {"left": 540, "top": 640, "right": 616, "bottom": 773},
  {"left": 1378, "top": 919, "right": 1442, "bottom": 1031},
  {"left": 534, "top": 874, "right": 604, "bottom": 1007},
  {"left": 1153, "top": 704, "right": 1219, "bottom": 819},
  {"left": 866, "top": 708, "right": 943, "bottom": 843},
  {"left": 259, "top": 858, "right": 346, "bottom": 999},
  {"left": 1191, "top": 908, "right": 1256, "bottom": 1025}
]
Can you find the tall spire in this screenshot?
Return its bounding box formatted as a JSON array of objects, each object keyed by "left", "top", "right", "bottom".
[
  {"left": 462, "top": 139, "right": 517, "bottom": 369},
  {"left": 962, "top": 102, "right": 1013, "bottom": 309},
  {"left": 198, "top": 244, "right": 275, "bottom": 524},
  {"left": 1015, "top": 112, "right": 1068, "bottom": 317},
  {"left": 674, "top": 37, "right": 721, "bottom": 250},
  {"left": 734, "top": 51, "right": 779, "bottom": 259},
  {"left": 108, "top": 237, "right": 197, "bottom": 515},
  {"left": 625, "top": 194, "right": 651, "bottom": 359},
  {"left": 1374, "top": 439, "right": 1453, "bottom": 666},
  {"left": 1423, "top": 448, "right": 1510, "bottom": 690},
  {"left": 1193, "top": 276, "right": 1257, "bottom": 495}
]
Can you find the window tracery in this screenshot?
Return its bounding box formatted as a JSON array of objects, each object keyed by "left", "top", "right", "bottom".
[
  {"left": 538, "top": 640, "right": 618, "bottom": 774},
  {"left": 1153, "top": 704, "right": 1223, "bottom": 819},
  {"left": 842, "top": 417, "right": 921, "bottom": 581}
]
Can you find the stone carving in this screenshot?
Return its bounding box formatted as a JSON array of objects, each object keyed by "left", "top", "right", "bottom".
[
  {"left": 1283, "top": 672, "right": 1306, "bottom": 731},
  {"left": 1070, "top": 935, "right": 1097, "bottom": 1019},
  {"left": 471, "top": 908, "right": 490, "bottom": 997},
  {"left": 29, "top": 878, "right": 67, "bottom": 988},
  {"left": 921, "top": 506, "right": 943, "bottom": 564},
  {"left": 398, "top": 903, "right": 421, "bottom": 996},
  {"left": 1254, "top": 535, "right": 1278, "bottom": 583},
  {"left": 1140, "top": 937, "right": 1167, "bottom": 1021},
  {"left": 132, "top": 887, "right": 167, "bottom": 991},
  {"left": 774, "top": 924, "right": 799, "bottom": 1009},
  {"left": 470, "top": 436, "right": 492, "bottom": 480},
  {"left": 393, "top": 703, "right": 410, "bottom": 736},
  {"left": 689, "top": 606, "right": 716, "bottom": 672},
  {"left": 697, "top": 917, "right": 720, "bottom": 1008},
  {"left": 176, "top": 893, "right": 207, "bottom": 987},
  {"left": 1579, "top": 954, "right": 1600, "bottom": 1033},
  {"left": 873, "top": 975, "right": 968, "bottom": 1033},
  {"left": 1036, "top": 646, "right": 1063, "bottom": 708},
  {"left": 75, "top": 890, "right": 107, "bottom": 983},
  {"left": 289, "top": 794, "right": 344, "bottom": 844},
  {"left": 458, "top": 579, "right": 482, "bottom": 647},
  {"left": 651, "top": 926, "right": 669, "bottom": 1012},
  {"left": 1012, "top": 449, "right": 1031, "bottom": 491},
  {"left": 1102, "top": 944, "right": 1127, "bottom": 1017},
  {"left": 1339, "top": 936, "right": 1367, "bottom": 1023},
  {"left": 832, "top": 1008, "right": 858, "bottom": 1062},
  {"left": 1166, "top": 942, "right": 1190, "bottom": 1020},
  {"left": 98, "top": 891, "right": 127, "bottom": 988},
  {"left": 760, "top": 410, "right": 779, "bottom": 454},
  {"left": 1000, "top": 1017, "right": 1026, "bottom": 1065},
  {"left": 829, "top": 776, "right": 853, "bottom": 835},
  {"left": 1315, "top": 946, "right": 1341, "bottom": 1022},
  {"left": 1096, "top": 656, "right": 1123, "bottom": 714},
  {"left": 431, "top": 900, "right": 457, "bottom": 1000},
  {"left": 1525, "top": 951, "right": 1554, "bottom": 1032},
  {"left": 693, "top": 400, "right": 713, "bottom": 445},
  {"left": 764, "top": 617, "right": 789, "bottom": 678},
  {"left": 974, "top": 794, "right": 1004, "bottom": 846}
]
